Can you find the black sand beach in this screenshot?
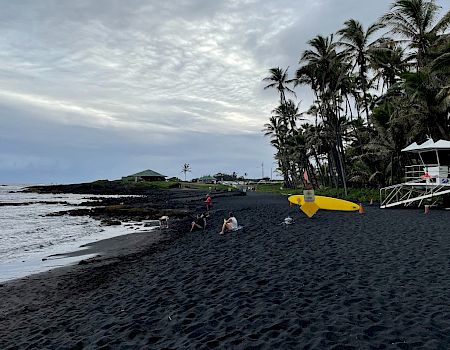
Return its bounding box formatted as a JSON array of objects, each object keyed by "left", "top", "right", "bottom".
[{"left": 1, "top": 191, "right": 450, "bottom": 349}]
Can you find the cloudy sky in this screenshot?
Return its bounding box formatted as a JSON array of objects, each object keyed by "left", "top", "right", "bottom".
[{"left": 1, "top": 0, "right": 449, "bottom": 183}]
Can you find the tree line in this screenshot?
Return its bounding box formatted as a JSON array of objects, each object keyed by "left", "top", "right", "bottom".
[{"left": 263, "top": 0, "right": 450, "bottom": 193}]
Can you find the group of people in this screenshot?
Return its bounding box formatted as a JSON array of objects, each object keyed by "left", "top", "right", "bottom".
[{"left": 189, "top": 194, "right": 239, "bottom": 234}]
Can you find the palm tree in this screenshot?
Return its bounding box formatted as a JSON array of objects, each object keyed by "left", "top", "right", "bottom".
[
  {"left": 378, "top": 25, "right": 450, "bottom": 139},
  {"left": 370, "top": 39, "right": 410, "bottom": 91},
  {"left": 303, "top": 123, "right": 328, "bottom": 186},
  {"left": 261, "top": 1, "right": 450, "bottom": 191},
  {"left": 181, "top": 163, "right": 191, "bottom": 181},
  {"left": 272, "top": 99, "right": 303, "bottom": 132},
  {"left": 263, "top": 114, "right": 291, "bottom": 186},
  {"left": 428, "top": 37, "right": 450, "bottom": 136},
  {"left": 337, "top": 19, "right": 384, "bottom": 123},
  {"left": 376, "top": 1, "right": 450, "bottom": 148},
  {"left": 367, "top": 99, "right": 419, "bottom": 185},
  {"left": 263, "top": 67, "right": 296, "bottom": 106},
  {"left": 380, "top": 0, "right": 450, "bottom": 70},
  {"left": 295, "top": 34, "right": 351, "bottom": 194},
  {"left": 297, "top": 35, "right": 341, "bottom": 93},
  {"left": 430, "top": 48, "right": 450, "bottom": 129}
]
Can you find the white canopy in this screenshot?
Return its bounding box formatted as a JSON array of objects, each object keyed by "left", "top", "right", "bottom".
[{"left": 401, "top": 139, "right": 450, "bottom": 153}]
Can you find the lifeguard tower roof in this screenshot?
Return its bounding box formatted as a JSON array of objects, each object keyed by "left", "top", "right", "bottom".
[{"left": 402, "top": 139, "right": 450, "bottom": 152}]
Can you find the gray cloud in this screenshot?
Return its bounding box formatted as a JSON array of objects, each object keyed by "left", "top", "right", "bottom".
[{"left": 0, "top": 0, "right": 448, "bottom": 183}]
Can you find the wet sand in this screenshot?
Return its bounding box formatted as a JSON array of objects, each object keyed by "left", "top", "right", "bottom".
[
  {"left": 1, "top": 192, "right": 450, "bottom": 349},
  {"left": 47, "top": 228, "right": 163, "bottom": 260}
]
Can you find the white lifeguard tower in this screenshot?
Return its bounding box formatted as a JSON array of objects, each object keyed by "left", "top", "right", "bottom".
[{"left": 380, "top": 139, "right": 450, "bottom": 208}]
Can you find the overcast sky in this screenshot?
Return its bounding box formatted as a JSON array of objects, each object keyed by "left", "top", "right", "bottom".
[{"left": 1, "top": 0, "right": 449, "bottom": 183}]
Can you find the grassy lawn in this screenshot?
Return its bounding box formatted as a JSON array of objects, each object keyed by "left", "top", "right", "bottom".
[
  {"left": 179, "top": 182, "right": 230, "bottom": 191},
  {"left": 256, "top": 183, "right": 379, "bottom": 202},
  {"left": 118, "top": 180, "right": 230, "bottom": 191}
]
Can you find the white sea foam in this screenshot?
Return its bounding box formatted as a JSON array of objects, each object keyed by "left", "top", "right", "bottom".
[{"left": 0, "top": 185, "right": 157, "bottom": 282}]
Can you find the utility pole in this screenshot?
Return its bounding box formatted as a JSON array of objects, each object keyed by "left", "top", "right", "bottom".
[{"left": 261, "top": 162, "right": 264, "bottom": 179}]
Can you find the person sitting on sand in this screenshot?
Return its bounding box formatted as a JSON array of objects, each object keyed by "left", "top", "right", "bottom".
[
  {"left": 190, "top": 213, "right": 207, "bottom": 232},
  {"left": 219, "top": 212, "right": 238, "bottom": 234},
  {"left": 204, "top": 194, "right": 212, "bottom": 211}
]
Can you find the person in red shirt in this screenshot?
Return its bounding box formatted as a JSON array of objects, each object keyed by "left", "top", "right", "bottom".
[{"left": 205, "top": 194, "right": 212, "bottom": 212}]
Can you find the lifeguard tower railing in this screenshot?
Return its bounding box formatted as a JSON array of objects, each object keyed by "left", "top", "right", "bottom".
[
  {"left": 405, "top": 164, "right": 450, "bottom": 181},
  {"left": 380, "top": 164, "right": 450, "bottom": 208},
  {"left": 405, "top": 164, "right": 436, "bottom": 182},
  {"left": 380, "top": 139, "right": 450, "bottom": 208}
]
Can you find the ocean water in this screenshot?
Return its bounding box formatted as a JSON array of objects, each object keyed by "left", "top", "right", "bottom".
[{"left": 0, "top": 185, "right": 157, "bottom": 282}]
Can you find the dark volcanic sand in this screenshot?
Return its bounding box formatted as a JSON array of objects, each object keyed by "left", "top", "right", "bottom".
[{"left": 1, "top": 192, "right": 450, "bottom": 349}]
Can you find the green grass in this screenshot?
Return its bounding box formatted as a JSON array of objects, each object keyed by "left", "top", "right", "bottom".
[
  {"left": 256, "top": 183, "right": 379, "bottom": 202},
  {"left": 120, "top": 180, "right": 230, "bottom": 191},
  {"left": 180, "top": 182, "right": 230, "bottom": 190},
  {"left": 119, "top": 180, "right": 178, "bottom": 190},
  {"left": 120, "top": 180, "right": 180, "bottom": 189},
  {"left": 255, "top": 183, "right": 289, "bottom": 194}
]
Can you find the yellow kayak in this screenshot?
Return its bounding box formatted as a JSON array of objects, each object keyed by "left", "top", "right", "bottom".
[{"left": 288, "top": 195, "right": 360, "bottom": 211}]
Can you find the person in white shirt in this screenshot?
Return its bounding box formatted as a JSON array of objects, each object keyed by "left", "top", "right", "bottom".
[{"left": 219, "top": 212, "right": 238, "bottom": 234}]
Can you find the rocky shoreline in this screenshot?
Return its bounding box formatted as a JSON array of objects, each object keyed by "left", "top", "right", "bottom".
[{"left": 25, "top": 183, "right": 243, "bottom": 230}]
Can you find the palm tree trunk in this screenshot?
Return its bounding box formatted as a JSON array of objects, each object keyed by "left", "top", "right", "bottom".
[
  {"left": 360, "top": 68, "right": 371, "bottom": 126},
  {"left": 312, "top": 148, "right": 326, "bottom": 187},
  {"left": 335, "top": 107, "right": 348, "bottom": 196},
  {"left": 280, "top": 158, "right": 290, "bottom": 187},
  {"left": 336, "top": 142, "right": 348, "bottom": 196},
  {"left": 307, "top": 161, "right": 319, "bottom": 188},
  {"left": 328, "top": 152, "right": 338, "bottom": 188}
]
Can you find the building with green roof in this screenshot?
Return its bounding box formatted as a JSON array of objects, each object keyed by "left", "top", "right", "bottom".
[{"left": 122, "top": 169, "right": 166, "bottom": 182}]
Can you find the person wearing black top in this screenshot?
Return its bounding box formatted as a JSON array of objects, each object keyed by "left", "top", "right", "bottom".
[{"left": 190, "top": 213, "right": 207, "bottom": 232}]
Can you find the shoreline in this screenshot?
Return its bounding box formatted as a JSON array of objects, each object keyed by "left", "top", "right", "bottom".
[
  {"left": 1, "top": 186, "right": 240, "bottom": 283},
  {"left": 47, "top": 228, "right": 160, "bottom": 260}
]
